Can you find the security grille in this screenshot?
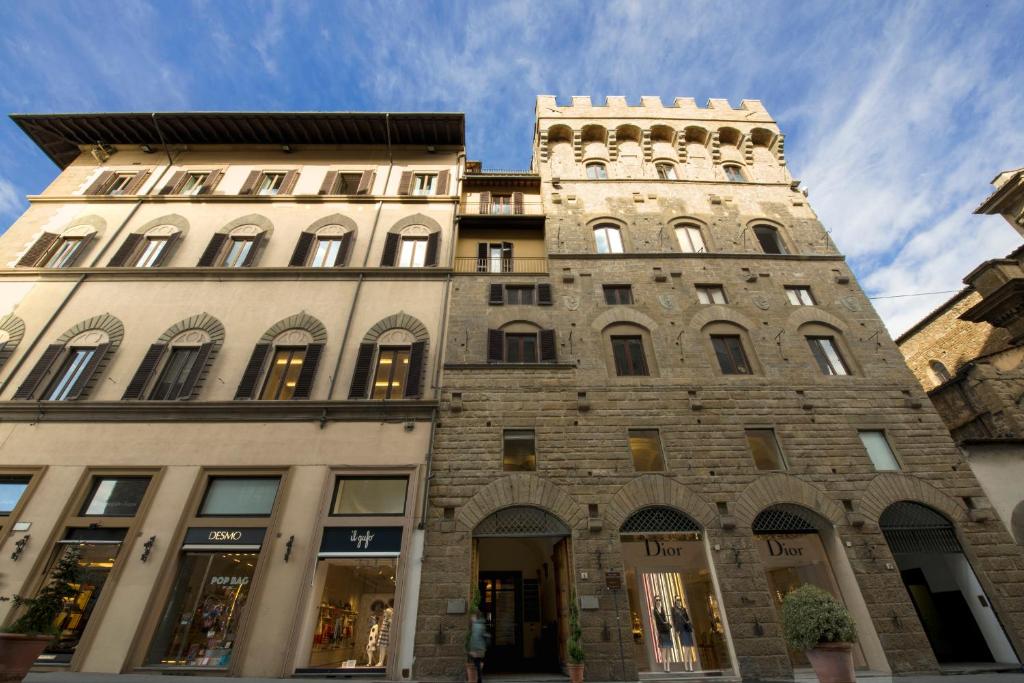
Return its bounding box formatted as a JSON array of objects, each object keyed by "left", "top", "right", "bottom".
[
  {"left": 752, "top": 504, "right": 821, "bottom": 534},
  {"left": 880, "top": 501, "right": 962, "bottom": 554},
  {"left": 473, "top": 506, "right": 571, "bottom": 537},
  {"left": 620, "top": 506, "right": 702, "bottom": 533}
]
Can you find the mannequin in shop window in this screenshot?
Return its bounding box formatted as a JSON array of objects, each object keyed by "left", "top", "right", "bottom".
[
  {"left": 365, "top": 616, "right": 379, "bottom": 666},
  {"left": 653, "top": 596, "right": 673, "bottom": 672},
  {"left": 375, "top": 606, "right": 393, "bottom": 666},
  {"left": 672, "top": 596, "right": 695, "bottom": 672}
]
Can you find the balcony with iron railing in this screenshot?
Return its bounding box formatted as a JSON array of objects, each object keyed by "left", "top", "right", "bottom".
[
  {"left": 453, "top": 257, "right": 548, "bottom": 274},
  {"left": 457, "top": 199, "right": 545, "bottom": 216}
]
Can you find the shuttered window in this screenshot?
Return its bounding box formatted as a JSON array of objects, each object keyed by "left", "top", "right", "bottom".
[
  {"left": 371, "top": 347, "right": 411, "bottom": 399},
  {"left": 259, "top": 347, "right": 306, "bottom": 400},
  {"left": 310, "top": 238, "right": 345, "bottom": 267},
  {"left": 43, "top": 348, "right": 96, "bottom": 401},
  {"left": 222, "top": 237, "right": 255, "bottom": 267},
  {"left": 807, "top": 336, "right": 850, "bottom": 376},
  {"left": 149, "top": 347, "right": 201, "bottom": 400},
  {"left": 256, "top": 172, "right": 286, "bottom": 196},
  {"left": 711, "top": 335, "right": 751, "bottom": 375},
  {"left": 411, "top": 173, "right": 436, "bottom": 196},
  {"left": 398, "top": 237, "right": 427, "bottom": 267},
  {"left": 179, "top": 173, "right": 208, "bottom": 196},
  {"left": 44, "top": 237, "right": 86, "bottom": 268},
  {"left": 134, "top": 238, "right": 171, "bottom": 268},
  {"left": 105, "top": 173, "right": 136, "bottom": 195},
  {"left": 333, "top": 173, "right": 364, "bottom": 194},
  {"left": 505, "top": 334, "right": 538, "bottom": 363},
  {"left": 611, "top": 336, "right": 648, "bottom": 376},
  {"left": 505, "top": 286, "right": 534, "bottom": 305}
]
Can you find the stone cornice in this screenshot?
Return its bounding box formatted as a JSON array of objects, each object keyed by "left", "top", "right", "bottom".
[
  {"left": 0, "top": 266, "right": 454, "bottom": 281},
  {"left": 24, "top": 194, "right": 460, "bottom": 205},
  {"left": 547, "top": 252, "right": 845, "bottom": 262},
  {"left": 443, "top": 363, "right": 576, "bottom": 370}
]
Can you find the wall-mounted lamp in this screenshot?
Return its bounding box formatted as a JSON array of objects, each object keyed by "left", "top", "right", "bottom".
[
  {"left": 140, "top": 144, "right": 154, "bottom": 153},
  {"left": 11, "top": 534, "right": 30, "bottom": 561},
  {"left": 140, "top": 535, "right": 156, "bottom": 562},
  {"left": 281, "top": 144, "right": 292, "bottom": 153},
  {"left": 284, "top": 535, "right": 295, "bottom": 562}
]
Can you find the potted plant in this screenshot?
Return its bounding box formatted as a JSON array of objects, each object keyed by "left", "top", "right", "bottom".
[
  {"left": 566, "top": 593, "right": 584, "bottom": 683},
  {"left": 0, "top": 547, "right": 80, "bottom": 683},
  {"left": 465, "top": 587, "right": 483, "bottom": 683},
  {"left": 780, "top": 585, "right": 857, "bottom": 683}
]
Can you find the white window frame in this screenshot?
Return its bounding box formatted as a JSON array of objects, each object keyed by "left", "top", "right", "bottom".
[
  {"left": 412, "top": 173, "right": 437, "bottom": 196},
  {"left": 257, "top": 172, "right": 285, "bottom": 196},
  {"left": 859, "top": 430, "right": 900, "bottom": 471},
  {"left": 696, "top": 285, "right": 727, "bottom": 305},
  {"left": 398, "top": 237, "right": 427, "bottom": 267},
  {"left": 586, "top": 162, "right": 608, "bottom": 180},
  {"left": 723, "top": 164, "right": 746, "bottom": 182},
  {"left": 180, "top": 172, "right": 209, "bottom": 196},
  {"left": 594, "top": 226, "right": 623, "bottom": 254},
  {"left": 310, "top": 237, "right": 344, "bottom": 267},
  {"left": 223, "top": 237, "right": 255, "bottom": 267},
  {"left": 134, "top": 237, "right": 170, "bottom": 268},
  {"left": 785, "top": 286, "right": 815, "bottom": 306},
  {"left": 45, "top": 348, "right": 96, "bottom": 401},
  {"left": 808, "top": 336, "right": 850, "bottom": 376},
  {"left": 106, "top": 173, "right": 135, "bottom": 196},
  {"left": 675, "top": 225, "right": 706, "bottom": 253},
  {"left": 656, "top": 162, "right": 677, "bottom": 180},
  {"left": 45, "top": 237, "right": 84, "bottom": 269}
]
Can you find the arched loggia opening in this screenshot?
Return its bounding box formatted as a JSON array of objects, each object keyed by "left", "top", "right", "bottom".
[
  {"left": 880, "top": 502, "right": 1019, "bottom": 666},
  {"left": 473, "top": 506, "right": 573, "bottom": 674}
]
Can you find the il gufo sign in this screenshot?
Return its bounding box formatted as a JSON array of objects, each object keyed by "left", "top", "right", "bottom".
[
  {"left": 183, "top": 527, "right": 266, "bottom": 549},
  {"left": 320, "top": 526, "right": 403, "bottom": 557}
]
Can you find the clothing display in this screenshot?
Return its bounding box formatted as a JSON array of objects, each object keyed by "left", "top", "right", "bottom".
[
  {"left": 653, "top": 603, "right": 673, "bottom": 648},
  {"left": 672, "top": 603, "right": 695, "bottom": 647}
]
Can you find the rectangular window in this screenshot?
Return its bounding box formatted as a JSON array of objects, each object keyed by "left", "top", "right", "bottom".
[
  {"left": 149, "top": 347, "right": 201, "bottom": 400},
  {"left": 199, "top": 476, "right": 280, "bottom": 516},
  {"left": 222, "top": 237, "right": 255, "bottom": 267},
  {"left": 398, "top": 237, "right": 427, "bottom": 267},
  {"left": 0, "top": 476, "right": 31, "bottom": 515},
  {"left": 676, "top": 226, "right": 706, "bottom": 253},
  {"left": 179, "top": 172, "right": 209, "bottom": 196},
  {"left": 412, "top": 173, "right": 436, "bottom": 196},
  {"left": 603, "top": 285, "right": 634, "bottom": 305},
  {"left": 746, "top": 429, "right": 786, "bottom": 471},
  {"left": 724, "top": 165, "right": 745, "bottom": 182},
  {"left": 785, "top": 286, "right": 816, "bottom": 305},
  {"left": 257, "top": 172, "right": 285, "bottom": 196},
  {"left": 505, "top": 333, "right": 538, "bottom": 363},
  {"left": 80, "top": 476, "right": 150, "bottom": 516},
  {"left": 490, "top": 194, "right": 513, "bottom": 215},
  {"left": 310, "top": 238, "right": 344, "bottom": 267},
  {"left": 586, "top": 163, "right": 608, "bottom": 180},
  {"left": 371, "top": 347, "right": 411, "bottom": 399},
  {"left": 44, "top": 347, "right": 96, "bottom": 401},
  {"left": 260, "top": 347, "right": 306, "bottom": 400},
  {"left": 629, "top": 429, "right": 666, "bottom": 472},
  {"left": 333, "top": 172, "right": 364, "bottom": 194},
  {"left": 505, "top": 286, "right": 535, "bottom": 305},
  {"left": 611, "top": 336, "right": 649, "bottom": 376},
  {"left": 331, "top": 477, "right": 409, "bottom": 515},
  {"left": 44, "top": 237, "right": 84, "bottom": 269},
  {"left": 503, "top": 429, "right": 536, "bottom": 471},
  {"left": 594, "top": 226, "right": 624, "bottom": 254},
  {"left": 859, "top": 431, "right": 900, "bottom": 471},
  {"left": 807, "top": 337, "right": 850, "bottom": 376},
  {"left": 711, "top": 335, "right": 751, "bottom": 375},
  {"left": 134, "top": 237, "right": 169, "bottom": 268},
  {"left": 656, "top": 163, "right": 677, "bottom": 180},
  {"left": 106, "top": 173, "right": 135, "bottom": 195},
  {"left": 696, "top": 285, "right": 727, "bottom": 304}
]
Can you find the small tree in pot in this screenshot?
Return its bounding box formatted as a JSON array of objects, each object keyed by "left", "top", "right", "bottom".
[
  {"left": 1, "top": 547, "right": 81, "bottom": 683},
  {"left": 781, "top": 585, "right": 857, "bottom": 683},
  {"left": 566, "top": 594, "right": 584, "bottom": 683}
]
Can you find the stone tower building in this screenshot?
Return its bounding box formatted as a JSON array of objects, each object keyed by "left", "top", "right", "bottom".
[{"left": 413, "top": 97, "right": 1024, "bottom": 680}]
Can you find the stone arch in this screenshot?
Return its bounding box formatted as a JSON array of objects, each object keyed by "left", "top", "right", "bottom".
[
  {"left": 217, "top": 213, "right": 274, "bottom": 235},
  {"left": 605, "top": 475, "right": 717, "bottom": 531},
  {"left": 615, "top": 124, "right": 642, "bottom": 144},
  {"left": 746, "top": 218, "right": 793, "bottom": 254},
  {"left": 133, "top": 213, "right": 190, "bottom": 236},
  {"left": 581, "top": 124, "right": 607, "bottom": 145},
  {"left": 305, "top": 213, "right": 359, "bottom": 235},
  {"left": 733, "top": 473, "right": 846, "bottom": 529},
  {"left": 1010, "top": 500, "right": 1024, "bottom": 544},
  {"left": 718, "top": 127, "right": 743, "bottom": 148},
  {"left": 495, "top": 318, "right": 543, "bottom": 332},
  {"left": 591, "top": 307, "right": 658, "bottom": 333},
  {"left": 259, "top": 311, "right": 327, "bottom": 344},
  {"left": 585, "top": 215, "right": 627, "bottom": 230},
  {"left": 750, "top": 128, "right": 775, "bottom": 147},
  {"left": 650, "top": 125, "right": 676, "bottom": 144},
  {"left": 456, "top": 473, "right": 585, "bottom": 531},
  {"left": 547, "top": 124, "right": 573, "bottom": 144},
  {"left": 55, "top": 313, "right": 125, "bottom": 349},
  {"left": 56, "top": 214, "right": 106, "bottom": 236},
  {"left": 0, "top": 314, "right": 27, "bottom": 349},
  {"left": 686, "top": 306, "right": 758, "bottom": 332},
  {"left": 859, "top": 472, "right": 968, "bottom": 525},
  {"left": 683, "top": 126, "right": 709, "bottom": 145},
  {"left": 361, "top": 312, "right": 429, "bottom": 344},
  {"left": 387, "top": 213, "right": 443, "bottom": 236},
  {"left": 157, "top": 313, "right": 226, "bottom": 345},
  {"left": 788, "top": 308, "right": 851, "bottom": 334}
]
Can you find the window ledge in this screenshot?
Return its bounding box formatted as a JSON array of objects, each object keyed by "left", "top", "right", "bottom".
[
  {"left": 549, "top": 252, "right": 844, "bottom": 261},
  {"left": 444, "top": 362, "right": 576, "bottom": 370},
  {"left": 0, "top": 266, "right": 455, "bottom": 280}
]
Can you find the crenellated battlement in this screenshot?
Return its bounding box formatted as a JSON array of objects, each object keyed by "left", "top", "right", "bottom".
[{"left": 536, "top": 95, "right": 774, "bottom": 123}]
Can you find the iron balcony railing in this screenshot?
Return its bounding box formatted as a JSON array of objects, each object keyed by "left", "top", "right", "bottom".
[
  {"left": 454, "top": 257, "right": 548, "bottom": 273},
  {"left": 458, "top": 200, "right": 545, "bottom": 216}
]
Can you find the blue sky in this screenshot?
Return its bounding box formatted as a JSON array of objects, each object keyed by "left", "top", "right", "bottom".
[{"left": 1, "top": 0, "right": 1022, "bottom": 334}]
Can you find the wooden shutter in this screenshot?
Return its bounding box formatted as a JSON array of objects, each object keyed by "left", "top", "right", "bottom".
[
  {"left": 489, "top": 284, "right": 505, "bottom": 305},
  {"left": 280, "top": 170, "right": 300, "bottom": 195},
  {"left": 478, "top": 191, "right": 491, "bottom": 214},
  {"left": 291, "top": 343, "right": 324, "bottom": 399},
  {"left": 537, "top": 283, "right": 553, "bottom": 306},
  {"left": 513, "top": 192, "right": 525, "bottom": 215},
  {"left": 397, "top": 171, "right": 413, "bottom": 195},
  {"left": 241, "top": 234, "right": 264, "bottom": 267},
  {"left": 404, "top": 341, "right": 426, "bottom": 398},
  {"left": 487, "top": 329, "right": 505, "bottom": 363},
  {"left": 124, "top": 170, "right": 151, "bottom": 195},
  {"left": 176, "top": 342, "right": 215, "bottom": 400},
  {"left": 319, "top": 171, "right": 339, "bottom": 195},
  {"left": 122, "top": 343, "right": 167, "bottom": 399},
  {"left": 234, "top": 343, "right": 271, "bottom": 399},
  {"left": 356, "top": 170, "right": 375, "bottom": 195},
  {"left": 424, "top": 232, "right": 440, "bottom": 266},
  {"left": 199, "top": 169, "right": 224, "bottom": 194},
  {"left": 17, "top": 233, "right": 58, "bottom": 267},
  {"left": 12, "top": 344, "right": 64, "bottom": 400},
  {"left": 501, "top": 242, "right": 513, "bottom": 272},
  {"left": 348, "top": 343, "right": 376, "bottom": 399},
  {"left": 381, "top": 233, "right": 400, "bottom": 266},
  {"left": 539, "top": 329, "right": 557, "bottom": 362},
  {"left": 66, "top": 234, "right": 94, "bottom": 267},
  {"left": 64, "top": 342, "right": 111, "bottom": 400},
  {"left": 435, "top": 170, "right": 450, "bottom": 195},
  {"left": 238, "top": 170, "right": 261, "bottom": 195},
  {"left": 197, "top": 233, "right": 227, "bottom": 266},
  {"left": 0, "top": 342, "right": 10, "bottom": 371},
  {"left": 159, "top": 171, "right": 186, "bottom": 195},
  {"left": 290, "top": 232, "right": 315, "bottom": 266},
  {"left": 149, "top": 234, "right": 180, "bottom": 267},
  {"left": 84, "top": 171, "right": 115, "bottom": 195},
  {"left": 107, "top": 233, "right": 143, "bottom": 267},
  {"left": 335, "top": 231, "right": 353, "bottom": 266},
  {"left": 477, "top": 242, "right": 488, "bottom": 272}
]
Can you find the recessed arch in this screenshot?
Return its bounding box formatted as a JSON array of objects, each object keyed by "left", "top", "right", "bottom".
[
  {"left": 683, "top": 126, "right": 709, "bottom": 145},
  {"left": 56, "top": 313, "right": 125, "bottom": 349},
  {"left": 456, "top": 474, "right": 585, "bottom": 531},
  {"left": 305, "top": 213, "right": 359, "bottom": 234},
  {"left": 733, "top": 473, "right": 846, "bottom": 528},
  {"left": 592, "top": 308, "right": 658, "bottom": 333},
  {"left": 615, "top": 124, "right": 642, "bottom": 143},
  {"left": 0, "top": 313, "right": 27, "bottom": 349},
  {"left": 687, "top": 307, "right": 758, "bottom": 333},
  {"left": 473, "top": 505, "right": 571, "bottom": 537},
  {"left": 259, "top": 311, "right": 327, "bottom": 344},
  {"left": 858, "top": 472, "right": 968, "bottom": 524},
  {"left": 718, "top": 127, "right": 742, "bottom": 147},
  {"left": 217, "top": 213, "right": 273, "bottom": 235},
  {"left": 581, "top": 124, "right": 607, "bottom": 144},
  {"left": 361, "top": 312, "right": 429, "bottom": 344},
  {"left": 133, "top": 213, "right": 190, "bottom": 236},
  {"left": 750, "top": 128, "right": 775, "bottom": 147},
  {"left": 605, "top": 475, "right": 717, "bottom": 530},
  {"left": 650, "top": 124, "right": 676, "bottom": 144},
  {"left": 387, "top": 213, "right": 443, "bottom": 235},
  {"left": 157, "top": 313, "right": 226, "bottom": 345},
  {"left": 787, "top": 308, "right": 850, "bottom": 334},
  {"left": 547, "top": 124, "right": 573, "bottom": 144}
]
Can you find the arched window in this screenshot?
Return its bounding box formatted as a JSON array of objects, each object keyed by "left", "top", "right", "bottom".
[
  {"left": 594, "top": 224, "right": 624, "bottom": 254},
  {"left": 723, "top": 164, "right": 746, "bottom": 182},
  {"left": 753, "top": 225, "right": 787, "bottom": 255},
  {"left": 705, "top": 321, "right": 756, "bottom": 375},
  {"left": 108, "top": 225, "right": 182, "bottom": 268},
  {"left": 290, "top": 226, "right": 353, "bottom": 268},
  {"left": 198, "top": 225, "right": 266, "bottom": 267},
  {"left": 800, "top": 323, "right": 853, "bottom": 376},
  {"left": 930, "top": 360, "right": 952, "bottom": 383},
  {"left": 675, "top": 224, "right": 706, "bottom": 253},
  {"left": 655, "top": 162, "right": 677, "bottom": 180},
  {"left": 14, "top": 315, "right": 124, "bottom": 401},
  {"left": 235, "top": 314, "right": 327, "bottom": 401},
  {"left": 586, "top": 162, "right": 608, "bottom": 180},
  {"left": 381, "top": 225, "right": 439, "bottom": 268},
  {"left": 17, "top": 225, "right": 98, "bottom": 269},
  {"left": 348, "top": 315, "right": 429, "bottom": 400},
  {"left": 603, "top": 323, "right": 652, "bottom": 377},
  {"left": 123, "top": 315, "right": 225, "bottom": 401},
  {"left": 486, "top": 323, "right": 556, "bottom": 364}
]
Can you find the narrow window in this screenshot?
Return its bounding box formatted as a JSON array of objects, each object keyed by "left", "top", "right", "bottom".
[
  {"left": 656, "top": 163, "right": 677, "bottom": 180},
  {"left": 785, "top": 286, "right": 815, "bottom": 305},
  {"left": 629, "top": 429, "right": 665, "bottom": 472},
  {"left": 199, "top": 477, "right": 280, "bottom": 517},
  {"left": 310, "top": 237, "right": 344, "bottom": 267},
  {"left": 505, "top": 333, "right": 538, "bottom": 363},
  {"left": 0, "top": 476, "right": 31, "bottom": 515},
  {"left": 505, "top": 286, "right": 535, "bottom": 305},
  {"left": 753, "top": 225, "right": 786, "bottom": 254},
  {"left": 746, "top": 429, "right": 786, "bottom": 470},
  {"left": 105, "top": 173, "right": 135, "bottom": 195},
  {"left": 586, "top": 162, "right": 608, "bottom": 180},
  {"left": 134, "top": 237, "right": 170, "bottom": 268},
  {"left": 398, "top": 237, "right": 427, "bottom": 267},
  {"left": 603, "top": 285, "right": 634, "bottom": 305},
  {"left": 503, "top": 429, "right": 536, "bottom": 471},
  {"left": 490, "top": 194, "right": 513, "bottom": 215},
  {"left": 222, "top": 237, "right": 255, "bottom": 267},
  {"left": 44, "top": 348, "right": 96, "bottom": 401},
  {"left": 332, "top": 477, "right": 409, "bottom": 515},
  {"left": 594, "top": 225, "right": 624, "bottom": 254},
  {"left": 611, "top": 336, "right": 649, "bottom": 376},
  {"left": 371, "top": 347, "right": 411, "bottom": 399},
  {"left": 481, "top": 242, "right": 513, "bottom": 272},
  {"left": 675, "top": 225, "right": 706, "bottom": 253},
  {"left": 930, "top": 360, "right": 952, "bottom": 383},
  {"left": 179, "top": 172, "right": 209, "bottom": 196},
  {"left": 149, "top": 347, "right": 201, "bottom": 400},
  {"left": 723, "top": 164, "right": 746, "bottom": 182},
  {"left": 412, "top": 173, "right": 437, "bottom": 196},
  {"left": 44, "top": 237, "right": 84, "bottom": 269},
  {"left": 696, "top": 285, "right": 727, "bottom": 305},
  {"left": 807, "top": 336, "right": 850, "bottom": 376},
  {"left": 859, "top": 431, "right": 900, "bottom": 471},
  {"left": 333, "top": 173, "right": 364, "bottom": 194},
  {"left": 257, "top": 172, "right": 285, "bottom": 196},
  {"left": 80, "top": 477, "right": 150, "bottom": 516},
  {"left": 711, "top": 335, "right": 751, "bottom": 375},
  {"left": 259, "top": 347, "right": 306, "bottom": 400}
]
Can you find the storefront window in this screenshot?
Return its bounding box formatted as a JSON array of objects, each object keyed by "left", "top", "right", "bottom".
[
  {"left": 0, "top": 475, "right": 31, "bottom": 514},
  {"left": 199, "top": 477, "right": 279, "bottom": 517},
  {"left": 80, "top": 476, "right": 150, "bottom": 516},
  {"left": 147, "top": 552, "right": 258, "bottom": 668},
  {"left": 332, "top": 478, "right": 408, "bottom": 516}
]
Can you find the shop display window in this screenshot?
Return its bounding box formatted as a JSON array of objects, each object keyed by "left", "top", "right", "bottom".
[
  {"left": 199, "top": 477, "right": 279, "bottom": 517},
  {"left": 332, "top": 478, "right": 408, "bottom": 516},
  {"left": 147, "top": 552, "right": 258, "bottom": 668},
  {"left": 80, "top": 476, "right": 150, "bottom": 516}
]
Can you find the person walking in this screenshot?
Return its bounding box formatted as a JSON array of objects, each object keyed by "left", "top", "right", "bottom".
[{"left": 468, "top": 611, "right": 490, "bottom": 682}]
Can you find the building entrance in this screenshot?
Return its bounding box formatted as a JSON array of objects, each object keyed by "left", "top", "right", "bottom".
[
  {"left": 473, "top": 507, "right": 572, "bottom": 673},
  {"left": 880, "top": 502, "right": 1019, "bottom": 667}
]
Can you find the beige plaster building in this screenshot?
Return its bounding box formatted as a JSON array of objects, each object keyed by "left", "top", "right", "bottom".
[{"left": 0, "top": 112, "right": 464, "bottom": 679}]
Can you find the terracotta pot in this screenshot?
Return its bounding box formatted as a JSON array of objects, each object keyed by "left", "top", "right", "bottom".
[
  {"left": 465, "top": 662, "right": 478, "bottom": 683},
  {"left": 567, "top": 662, "right": 585, "bottom": 683},
  {"left": 0, "top": 633, "right": 52, "bottom": 683},
  {"left": 805, "top": 642, "right": 855, "bottom": 683}
]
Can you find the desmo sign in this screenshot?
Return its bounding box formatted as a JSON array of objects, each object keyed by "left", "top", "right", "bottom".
[{"left": 209, "top": 530, "right": 243, "bottom": 542}]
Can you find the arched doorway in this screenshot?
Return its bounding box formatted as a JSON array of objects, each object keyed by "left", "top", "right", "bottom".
[
  {"left": 880, "top": 501, "right": 1019, "bottom": 666},
  {"left": 473, "top": 506, "right": 572, "bottom": 673},
  {"left": 619, "top": 506, "right": 733, "bottom": 674}
]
